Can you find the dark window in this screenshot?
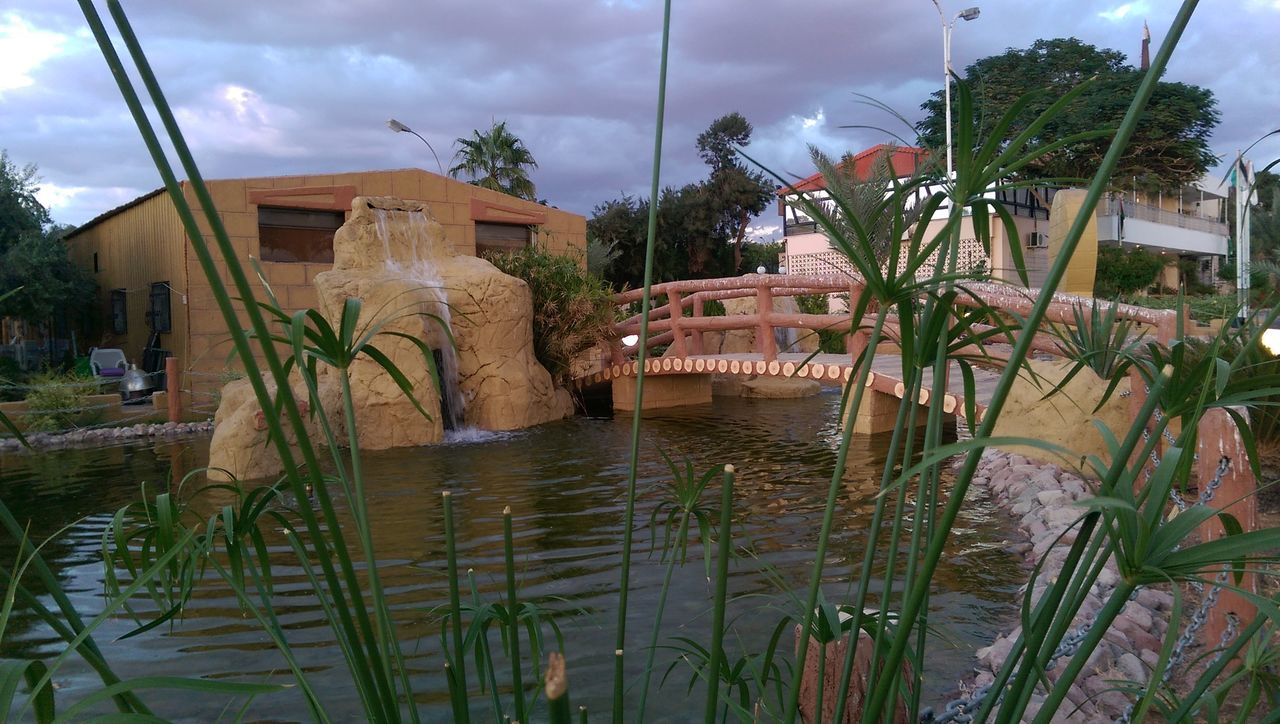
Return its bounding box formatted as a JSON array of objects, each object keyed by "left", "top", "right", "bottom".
[
  {"left": 110, "top": 289, "right": 127, "bottom": 334},
  {"left": 93, "top": 252, "right": 99, "bottom": 273},
  {"left": 475, "top": 222, "right": 532, "bottom": 256},
  {"left": 258, "top": 207, "right": 343, "bottom": 263},
  {"left": 148, "top": 282, "right": 172, "bottom": 333}
]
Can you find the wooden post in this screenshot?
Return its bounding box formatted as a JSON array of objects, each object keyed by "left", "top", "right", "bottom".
[
  {"left": 757, "top": 284, "right": 776, "bottom": 361},
  {"left": 1196, "top": 406, "right": 1257, "bottom": 651},
  {"left": 165, "top": 355, "right": 180, "bottom": 423},
  {"left": 690, "top": 293, "right": 705, "bottom": 355},
  {"left": 668, "top": 290, "right": 687, "bottom": 357}
]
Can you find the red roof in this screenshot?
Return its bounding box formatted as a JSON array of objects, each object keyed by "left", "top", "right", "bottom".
[{"left": 779, "top": 144, "right": 929, "bottom": 195}]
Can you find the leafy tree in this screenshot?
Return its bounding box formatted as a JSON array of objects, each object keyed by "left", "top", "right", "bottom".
[
  {"left": 590, "top": 113, "right": 774, "bottom": 288},
  {"left": 448, "top": 120, "right": 539, "bottom": 200},
  {"left": 0, "top": 151, "right": 50, "bottom": 250},
  {"left": 0, "top": 151, "right": 95, "bottom": 327},
  {"left": 696, "top": 113, "right": 775, "bottom": 271},
  {"left": 917, "top": 38, "right": 1220, "bottom": 189},
  {"left": 741, "top": 240, "right": 782, "bottom": 273}
]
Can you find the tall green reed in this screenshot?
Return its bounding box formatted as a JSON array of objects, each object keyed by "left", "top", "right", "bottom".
[{"left": 9, "top": 0, "right": 1280, "bottom": 721}]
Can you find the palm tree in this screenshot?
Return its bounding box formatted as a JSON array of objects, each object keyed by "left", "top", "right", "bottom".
[{"left": 448, "top": 121, "right": 539, "bottom": 201}]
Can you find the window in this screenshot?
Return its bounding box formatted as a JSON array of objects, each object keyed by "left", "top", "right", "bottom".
[
  {"left": 475, "top": 222, "right": 532, "bottom": 256},
  {"left": 110, "top": 289, "right": 127, "bottom": 334},
  {"left": 148, "top": 282, "right": 172, "bottom": 333},
  {"left": 93, "top": 252, "right": 99, "bottom": 273},
  {"left": 258, "top": 207, "right": 343, "bottom": 263}
]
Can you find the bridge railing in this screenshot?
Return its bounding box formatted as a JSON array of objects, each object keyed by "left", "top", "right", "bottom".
[
  {"left": 603, "top": 272, "right": 1249, "bottom": 645},
  {"left": 607, "top": 273, "right": 1185, "bottom": 366}
]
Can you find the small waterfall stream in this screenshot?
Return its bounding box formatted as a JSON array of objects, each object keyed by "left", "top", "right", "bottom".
[{"left": 372, "top": 209, "right": 467, "bottom": 430}]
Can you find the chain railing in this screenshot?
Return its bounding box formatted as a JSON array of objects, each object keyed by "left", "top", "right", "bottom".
[{"left": 924, "top": 418, "right": 1243, "bottom": 723}]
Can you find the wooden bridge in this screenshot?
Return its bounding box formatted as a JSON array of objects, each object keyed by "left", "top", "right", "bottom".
[
  {"left": 574, "top": 271, "right": 1257, "bottom": 644},
  {"left": 572, "top": 272, "right": 1183, "bottom": 431}
]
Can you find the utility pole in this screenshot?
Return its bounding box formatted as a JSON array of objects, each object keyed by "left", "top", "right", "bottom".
[{"left": 1235, "top": 153, "right": 1254, "bottom": 326}]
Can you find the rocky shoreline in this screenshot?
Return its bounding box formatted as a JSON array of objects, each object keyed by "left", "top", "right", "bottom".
[
  {"left": 966, "top": 448, "right": 1175, "bottom": 723},
  {"left": 0, "top": 420, "right": 214, "bottom": 452}
]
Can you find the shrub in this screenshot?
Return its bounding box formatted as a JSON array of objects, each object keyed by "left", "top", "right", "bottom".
[
  {"left": 21, "top": 372, "right": 99, "bottom": 432},
  {"left": 485, "top": 245, "right": 617, "bottom": 382},
  {"left": 1094, "top": 245, "right": 1164, "bottom": 298},
  {"left": 0, "top": 357, "right": 25, "bottom": 402},
  {"left": 795, "top": 293, "right": 846, "bottom": 353}
]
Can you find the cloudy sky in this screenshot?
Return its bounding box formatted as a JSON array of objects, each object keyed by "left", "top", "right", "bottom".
[{"left": 2, "top": 0, "right": 1277, "bottom": 238}]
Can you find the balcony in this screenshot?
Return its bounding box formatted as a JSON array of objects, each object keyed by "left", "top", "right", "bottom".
[{"left": 1096, "top": 196, "right": 1228, "bottom": 256}]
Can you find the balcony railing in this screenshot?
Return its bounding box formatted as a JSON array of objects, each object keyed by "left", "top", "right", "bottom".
[{"left": 1099, "top": 197, "right": 1227, "bottom": 236}]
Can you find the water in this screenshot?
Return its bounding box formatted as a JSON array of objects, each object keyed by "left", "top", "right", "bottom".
[
  {"left": 0, "top": 393, "right": 1024, "bottom": 721},
  {"left": 372, "top": 206, "right": 468, "bottom": 430}
]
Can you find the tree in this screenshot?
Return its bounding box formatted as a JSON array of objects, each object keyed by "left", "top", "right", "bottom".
[
  {"left": 449, "top": 120, "right": 539, "bottom": 200},
  {"left": 589, "top": 113, "right": 774, "bottom": 288},
  {"left": 917, "top": 38, "right": 1220, "bottom": 189},
  {"left": 0, "top": 151, "right": 50, "bottom": 250},
  {"left": 0, "top": 151, "right": 95, "bottom": 328},
  {"left": 695, "top": 113, "right": 775, "bottom": 271}
]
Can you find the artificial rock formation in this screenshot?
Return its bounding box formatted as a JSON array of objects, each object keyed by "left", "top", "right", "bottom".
[
  {"left": 208, "top": 196, "right": 571, "bottom": 480},
  {"left": 704, "top": 293, "right": 823, "bottom": 398},
  {"left": 991, "top": 358, "right": 1132, "bottom": 470}
]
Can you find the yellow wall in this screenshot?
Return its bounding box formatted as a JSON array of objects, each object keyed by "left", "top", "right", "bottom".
[
  {"left": 65, "top": 191, "right": 189, "bottom": 367},
  {"left": 1046, "top": 189, "right": 1099, "bottom": 297},
  {"left": 67, "top": 169, "right": 587, "bottom": 413}
]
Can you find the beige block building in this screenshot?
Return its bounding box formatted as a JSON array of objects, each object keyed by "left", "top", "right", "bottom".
[{"left": 66, "top": 169, "right": 586, "bottom": 413}]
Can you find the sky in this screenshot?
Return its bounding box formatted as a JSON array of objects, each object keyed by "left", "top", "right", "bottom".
[{"left": 2, "top": 0, "right": 1277, "bottom": 240}]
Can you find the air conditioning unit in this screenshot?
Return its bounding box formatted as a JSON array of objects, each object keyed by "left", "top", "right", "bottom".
[{"left": 1025, "top": 232, "right": 1049, "bottom": 249}]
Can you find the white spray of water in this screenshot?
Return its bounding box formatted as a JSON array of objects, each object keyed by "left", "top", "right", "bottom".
[{"left": 372, "top": 208, "right": 468, "bottom": 430}]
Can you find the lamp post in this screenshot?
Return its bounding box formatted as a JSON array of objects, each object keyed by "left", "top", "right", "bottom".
[
  {"left": 387, "top": 118, "right": 444, "bottom": 175},
  {"left": 930, "top": 2, "right": 980, "bottom": 180}
]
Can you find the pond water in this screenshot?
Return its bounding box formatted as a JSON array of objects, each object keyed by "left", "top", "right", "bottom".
[{"left": 1, "top": 392, "right": 1024, "bottom": 721}]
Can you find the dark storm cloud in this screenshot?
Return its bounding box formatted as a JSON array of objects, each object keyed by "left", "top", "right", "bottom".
[{"left": 2, "top": 0, "right": 1276, "bottom": 227}]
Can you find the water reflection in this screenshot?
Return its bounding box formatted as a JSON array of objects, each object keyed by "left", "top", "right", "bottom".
[{"left": 1, "top": 391, "right": 1022, "bottom": 720}]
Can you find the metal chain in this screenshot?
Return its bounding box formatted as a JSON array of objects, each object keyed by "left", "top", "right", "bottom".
[
  {"left": 930, "top": 450, "right": 1235, "bottom": 723},
  {"left": 920, "top": 684, "right": 993, "bottom": 723},
  {"left": 1116, "top": 455, "right": 1235, "bottom": 724}
]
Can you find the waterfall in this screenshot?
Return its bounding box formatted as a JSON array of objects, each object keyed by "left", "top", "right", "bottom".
[
  {"left": 372, "top": 208, "right": 467, "bottom": 430},
  {"left": 774, "top": 325, "right": 800, "bottom": 353}
]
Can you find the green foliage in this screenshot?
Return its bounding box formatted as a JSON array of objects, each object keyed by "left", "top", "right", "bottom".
[
  {"left": 801, "top": 145, "right": 928, "bottom": 265},
  {"left": 584, "top": 234, "right": 619, "bottom": 279},
  {"left": 1123, "top": 293, "right": 1252, "bottom": 324},
  {"left": 795, "top": 294, "right": 845, "bottom": 353},
  {"left": 18, "top": 4, "right": 1280, "bottom": 723},
  {"left": 484, "top": 244, "right": 616, "bottom": 382},
  {"left": 449, "top": 120, "right": 539, "bottom": 201},
  {"left": 740, "top": 240, "right": 782, "bottom": 273},
  {"left": 1094, "top": 244, "right": 1164, "bottom": 298},
  {"left": 0, "top": 152, "right": 94, "bottom": 326},
  {"left": 0, "top": 356, "right": 26, "bottom": 402},
  {"left": 20, "top": 373, "right": 99, "bottom": 432},
  {"left": 591, "top": 113, "right": 774, "bottom": 288},
  {"left": 917, "top": 38, "right": 1220, "bottom": 188}
]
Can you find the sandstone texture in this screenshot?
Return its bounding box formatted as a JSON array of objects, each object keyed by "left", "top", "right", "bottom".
[
  {"left": 207, "top": 196, "right": 571, "bottom": 480},
  {"left": 991, "top": 358, "right": 1131, "bottom": 470},
  {"left": 712, "top": 374, "right": 822, "bottom": 398},
  {"left": 701, "top": 294, "right": 821, "bottom": 355},
  {"left": 702, "top": 294, "right": 824, "bottom": 398}
]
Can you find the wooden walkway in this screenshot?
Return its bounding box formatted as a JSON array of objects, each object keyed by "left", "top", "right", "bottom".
[{"left": 573, "top": 351, "right": 1003, "bottom": 421}]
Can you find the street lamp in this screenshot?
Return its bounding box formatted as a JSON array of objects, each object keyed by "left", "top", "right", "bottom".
[
  {"left": 930, "top": 2, "right": 980, "bottom": 181},
  {"left": 387, "top": 118, "right": 444, "bottom": 175}
]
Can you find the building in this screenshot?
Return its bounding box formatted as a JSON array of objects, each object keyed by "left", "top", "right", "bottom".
[
  {"left": 778, "top": 144, "right": 1228, "bottom": 294},
  {"left": 65, "top": 168, "right": 587, "bottom": 412}
]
